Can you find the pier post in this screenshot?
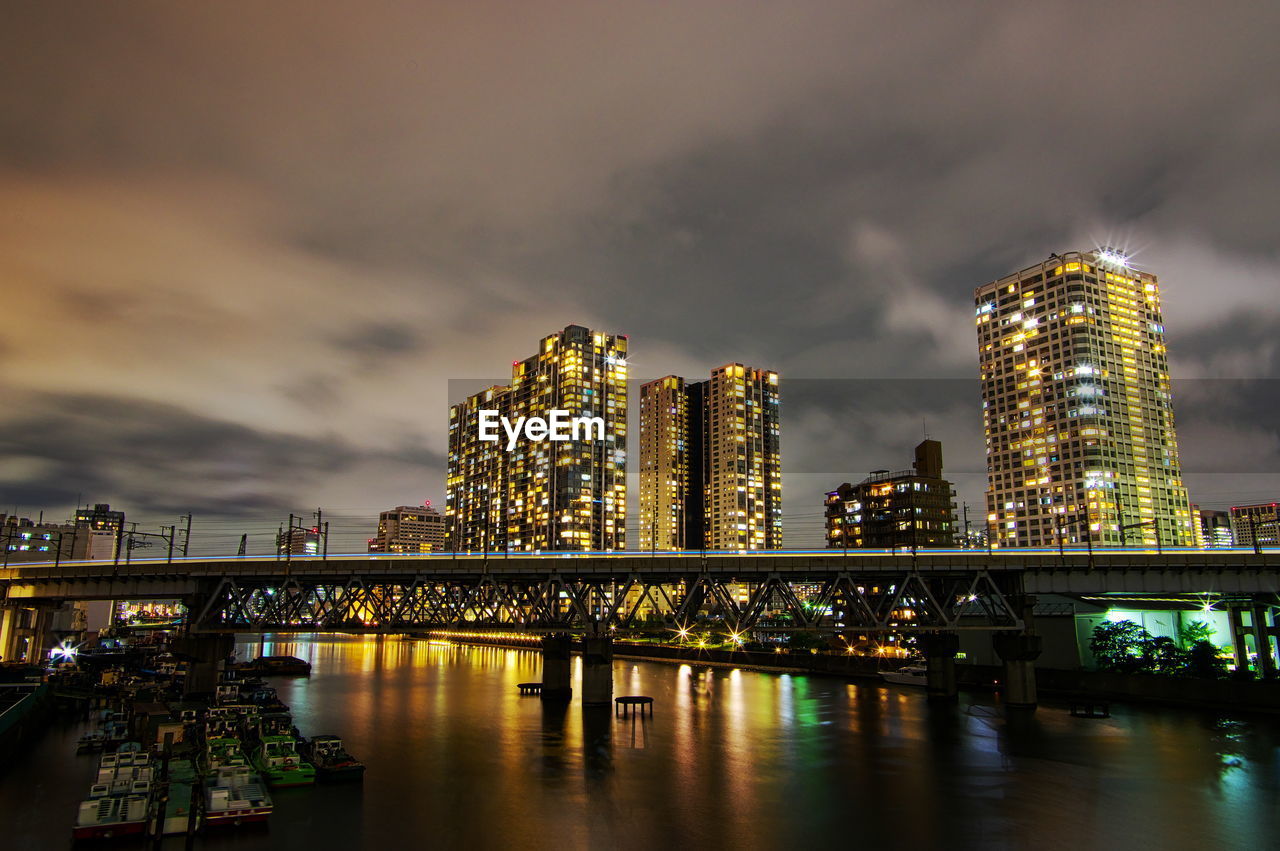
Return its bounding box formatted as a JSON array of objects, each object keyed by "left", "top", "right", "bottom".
[
  {"left": 581, "top": 635, "right": 613, "bottom": 706},
  {"left": 0, "top": 607, "right": 15, "bottom": 662},
  {"left": 994, "top": 595, "right": 1042, "bottom": 710},
  {"left": 993, "top": 633, "right": 1042, "bottom": 709},
  {"left": 921, "top": 632, "right": 959, "bottom": 702},
  {"left": 540, "top": 633, "right": 573, "bottom": 702},
  {"left": 1250, "top": 600, "right": 1277, "bottom": 679},
  {"left": 176, "top": 634, "right": 235, "bottom": 695}
]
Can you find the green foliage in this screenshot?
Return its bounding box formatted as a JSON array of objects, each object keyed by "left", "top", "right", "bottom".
[
  {"left": 1178, "top": 619, "right": 1216, "bottom": 647},
  {"left": 1185, "top": 640, "right": 1228, "bottom": 680},
  {"left": 1090, "top": 620, "right": 1229, "bottom": 679},
  {"left": 1090, "top": 620, "right": 1151, "bottom": 673},
  {"left": 1144, "top": 636, "right": 1188, "bottom": 677}
]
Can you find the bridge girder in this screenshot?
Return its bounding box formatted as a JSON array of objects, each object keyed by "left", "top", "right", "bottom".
[{"left": 186, "top": 569, "right": 1026, "bottom": 634}]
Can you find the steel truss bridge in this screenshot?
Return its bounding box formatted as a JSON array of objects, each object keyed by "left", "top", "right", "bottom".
[{"left": 3, "top": 551, "right": 1278, "bottom": 635}]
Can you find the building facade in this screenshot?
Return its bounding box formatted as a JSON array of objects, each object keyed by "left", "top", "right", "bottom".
[
  {"left": 976, "top": 249, "right": 1194, "bottom": 548},
  {"left": 1195, "top": 507, "right": 1235, "bottom": 549},
  {"left": 73, "top": 503, "right": 125, "bottom": 535},
  {"left": 1230, "top": 503, "right": 1279, "bottom": 549},
  {"left": 446, "top": 325, "right": 628, "bottom": 552},
  {"left": 639, "top": 376, "right": 689, "bottom": 550},
  {"left": 276, "top": 527, "right": 320, "bottom": 556},
  {"left": 447, "top": 385, "right": 511, "bottom": 553},
  {"left": 369, "top": 503, "right": 448, "bottom": 553},
  {"left": 638, "top": 364, "right": 781, "bottom": 551},
  {"left": 825, "top": 440, "right": 957, "bottom": 549}
]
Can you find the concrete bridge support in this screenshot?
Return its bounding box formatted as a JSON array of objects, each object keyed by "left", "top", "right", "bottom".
[
  {"left": 921, "top": 632, "right": 959, "bottom": 702},
  {"left": 581, "top": 635, "right": 613, "bottom": 706},
  {"left": 1229, "top": 601, "right": 1279, "bottom": 678},
  {"left": 993, "top": 633, "right": 1043, "bottom": 710},
  {"left": 540, "top": 633, "right": 573, "bottom": 702},
  {"left": 0, "top": 607, "right": 15, "bottom": 663},
  {"left": 175, "top": 634, "right": 235, "bottom": 696}
]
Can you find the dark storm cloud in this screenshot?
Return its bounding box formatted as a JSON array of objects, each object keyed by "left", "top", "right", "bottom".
[
  {"left": 331, "top": 322, "right": 422, "bottom": 358},
  {"left": 1, "top": 1, "right": 1278, "bottom": 529},
  {"left": 0, "top": 390, "right": 445, "bottom": 518}
]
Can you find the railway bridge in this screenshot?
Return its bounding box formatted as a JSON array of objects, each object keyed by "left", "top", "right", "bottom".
[{"left": 3, "top": 550, "right": 1277, "bottom": 709}]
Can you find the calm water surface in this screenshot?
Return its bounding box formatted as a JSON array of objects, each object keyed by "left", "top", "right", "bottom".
[{"left": 2, "top": 635, "right": 1278, "bottom": 850}]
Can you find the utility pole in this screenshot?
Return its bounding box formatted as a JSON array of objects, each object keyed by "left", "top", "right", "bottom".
[
  {"left": 162, "top": 524, "right": 175, "bottom": 563},
  {"left": 125, "top": 523, "right": 137, "bottom": 565},
  {"left": 180, "top": 514, "right": 192, "bottom": 557},
  {"left": 962, "top": 502, "right": 971, "bottom": 549},
  {"left": 314, "top": 508, "right": 324, "bottom": 559}
]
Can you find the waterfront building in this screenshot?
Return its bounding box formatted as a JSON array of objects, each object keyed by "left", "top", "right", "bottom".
[
  {"left": 1230, "top": 503, "right": 1279, "bottom": 549},
  {"left": 446, "top": 325, "right": 628, "bottom": 552},
  {"left": 975, "top": 249, "right": 1194, "bottom": 548},
  {"left": 638, "top": 376, "right": 690, "bottom": 550},
  {"left": 824, "top": 440, "right": 958, "bottom": 549},
  {"left": 368, "top": 503, "right": 447, "bottom": 553},
  {"left": 639, "top": 365, "right": 780, "bottom": 551}
]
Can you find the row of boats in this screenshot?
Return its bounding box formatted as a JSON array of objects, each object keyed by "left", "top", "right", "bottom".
[{"left": 73, "top": 671, "right": 363, "bottom": 840}]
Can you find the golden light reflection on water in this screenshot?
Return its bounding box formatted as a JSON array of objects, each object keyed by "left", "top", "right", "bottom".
[{"left": 207, "top": 637, "right": 1280, "bottom": 851}]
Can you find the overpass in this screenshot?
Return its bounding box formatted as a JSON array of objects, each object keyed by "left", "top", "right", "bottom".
[{"left": 4, "top": 549, "right": 1276, "bottom": 707}]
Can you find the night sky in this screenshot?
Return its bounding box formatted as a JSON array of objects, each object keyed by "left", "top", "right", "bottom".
[{"left": 3, "top": 3, "right": 1278, "bottom": 550}]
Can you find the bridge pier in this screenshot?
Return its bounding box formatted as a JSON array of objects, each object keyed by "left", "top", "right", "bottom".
[
  {"left": 540, "top": 633, "right": 573, "bottom": 702},
  {"left": 175, "top": 634, "right": 235, "bottom": 696},
  {"left": 920, "top": 632, "right": 959, "bottom": 702},
  {"left": 994, "top": 633, "right": 1042, "bottom": 710},
  {"left": 994, "top": 595, "right": 1042, "bottom": 710},
  {"left": 581, "top": 635, "right": 613, "bottom": 706},
  {"left": 0, "top": 606, "right": 15, "bottom": 662}
]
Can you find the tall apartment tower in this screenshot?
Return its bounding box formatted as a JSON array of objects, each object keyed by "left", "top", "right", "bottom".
[
  {"left": 446, "top": 325, "right": 628, "bottom": 552},
  {"left": 639, "top": 364, "right": 781, "bottom": 551},
  {"left": 639, "top": 376, "right": 689, "bottom": 550},
  {"left": 975, "top": 249, "right": 1194, "bottom": 548},
  {"left": 447, "top": 385, "right": 511, "bottom": 553}
]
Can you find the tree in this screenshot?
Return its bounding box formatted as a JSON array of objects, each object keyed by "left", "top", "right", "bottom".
[
  {"left": 1184, "top": 640, "right": 1228, "bottom": 679},
  {"left": 1090, "top": 620, "right": 1151, "bottom": 673},
  {"left": 1178, "top": 619, "right": 1216, "bottom": 648},
  {"left": 1143, "top": 636, "right": 1188, "bottom": 677}
]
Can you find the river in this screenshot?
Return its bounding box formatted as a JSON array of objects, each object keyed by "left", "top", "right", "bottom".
[{"left": 2, "top": 635, "right": 1277, "bottom": 850}]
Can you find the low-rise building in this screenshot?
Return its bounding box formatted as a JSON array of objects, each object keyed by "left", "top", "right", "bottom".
[
  {"left": 825, "top": 440, "right": 958, "bottom": 550},
  {"left": 369, "top": 503, "right": 447, "bottom": 553}
]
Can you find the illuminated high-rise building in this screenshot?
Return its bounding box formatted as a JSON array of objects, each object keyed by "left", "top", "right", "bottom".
[
  {"left": 446, "top": 325, "right": 628, "bottom": 552},
  {"left": 447, "top": 385, "right": 511, "bottom": 553},
  {"left": 976, "top": 249, "right": 1194, "bottom": 548},
  {"left": 639, "top": 364, "right": 781, "bottom": 551},
  {"left": 639, "top": 376, "right": 689, "bottom": 550}
]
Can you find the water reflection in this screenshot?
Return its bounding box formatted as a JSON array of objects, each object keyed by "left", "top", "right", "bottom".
[{"left": 3, "top": 636, "right": 1279, "bottom": 850}]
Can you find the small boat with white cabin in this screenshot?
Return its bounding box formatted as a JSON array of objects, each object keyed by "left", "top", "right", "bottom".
[{"left": 881, "top": 663, "right": 928, "bottom": 686}]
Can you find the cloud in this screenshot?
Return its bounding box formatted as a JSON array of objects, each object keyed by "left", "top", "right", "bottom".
[{"left": 1, "top": 2, "right": 1278, "bottom": 531}]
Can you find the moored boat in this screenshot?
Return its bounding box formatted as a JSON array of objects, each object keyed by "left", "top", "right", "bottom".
[
  {"left": 161, "top": 759, "right": 199, "bottom": 835},
  {"left": 881, "top": 663, "right": 928, "bottom": 686},
  {"left": 204, "top": 765, "right": 273, "bottom": 827},
  {"left": 302, "top": 735, "right": 366, "bottom": 782},
  {"left": 73, "top": 789, "right": 149, "bottom": 841},
  {"left": 250, "top": 735, "right": 316, "bottom": 787},
  {"left": 236, "top": 656, "right": 311, "bottom": 676}
]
